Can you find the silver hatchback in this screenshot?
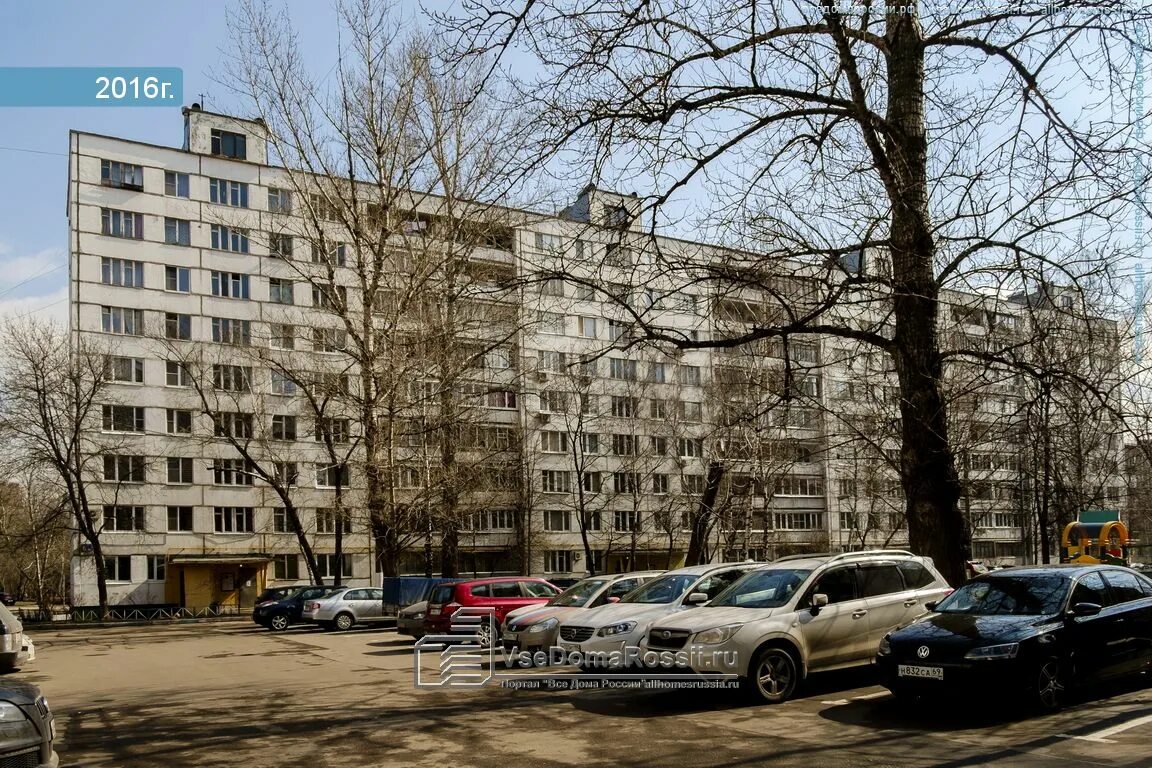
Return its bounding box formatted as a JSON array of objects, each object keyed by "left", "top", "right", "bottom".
[{"left": 302, "top": 587, "right": 388, "bottom": 631}]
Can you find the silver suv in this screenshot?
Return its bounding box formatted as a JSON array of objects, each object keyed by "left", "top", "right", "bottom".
[{"left": 642, "top": 550, "right": 951, "bottom": 703}]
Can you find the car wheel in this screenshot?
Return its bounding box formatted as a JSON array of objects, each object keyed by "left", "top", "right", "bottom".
[
  {"left": 334, "top": 612, "right": 356, "bottom": 632},
  {"left": 475, "top": 618, "right": 494, "bottom": 649},
  {"left": 268, "top": 613, "right": 290, "bottom": 632},
  {"left": 746, "top": 647, "right": 799, "bottom": 704},
  {"left": 1032, "top": 658, "right": 1064, "bottom": 712}
]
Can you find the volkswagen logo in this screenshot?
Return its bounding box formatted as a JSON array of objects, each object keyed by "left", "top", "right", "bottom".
[
  {"left": 660, "top": 630, "right": 671, "bottom": 640},
  {"left": 916, "top": 645, "right": 931, "bottom": 659}
]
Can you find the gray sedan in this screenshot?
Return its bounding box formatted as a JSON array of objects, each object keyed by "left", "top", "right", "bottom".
[{"left": 302, "top": 587, "right": 388, "bottom": 631}]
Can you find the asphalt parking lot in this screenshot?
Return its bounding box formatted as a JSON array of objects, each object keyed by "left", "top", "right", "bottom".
[{"left": 8, "top": 621, "right": 1152, "bottom": 767}]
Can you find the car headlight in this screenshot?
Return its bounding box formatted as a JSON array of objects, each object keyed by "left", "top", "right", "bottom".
[
  {"left": 693, "top": 624, "right": 741, "bottom": 645},
  {"left": 526, "top": 617, "right": 559, "bottom": 633},
  {"left": 597, "top": 621, "right": 637, "bottom": 637},
  {"left": 0, "top": 703, "right": 25, "bottom": 723},
  {"left": 964, "top": 642, "right": 1019, "bottom": 660},
  {"left": 878, "top": 635, "right": 892, "bottom": 656}
]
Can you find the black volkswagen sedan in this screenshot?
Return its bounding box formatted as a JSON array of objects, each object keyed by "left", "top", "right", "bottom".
[{"left": 877, "top": 565, "right": 1152, "bottom": 710}]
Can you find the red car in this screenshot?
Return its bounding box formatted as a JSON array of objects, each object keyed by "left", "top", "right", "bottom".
[{"left": 424, "top": 577, "right": 559, "bottom": 647}]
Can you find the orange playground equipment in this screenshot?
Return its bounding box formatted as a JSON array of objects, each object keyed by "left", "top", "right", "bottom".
[{"left": 1060, "top": 510, "right": 1131, "bottom": 566}]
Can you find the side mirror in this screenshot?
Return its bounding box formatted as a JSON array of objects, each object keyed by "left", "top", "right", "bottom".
[
  {"left": 686, "top": 592, "right": 709, "bottom": 605},
  {"left": 810, "top": 593, "right": 829, "bottom": 614},
  {"left": 924, "top": 601, "right": 938, "bottom": 612},
  {"left": 606, "top": 596, "right": 621, "bottom": 604},
  {"left": 1069, "top": 602, "right": 1102, "bottom": 618}
]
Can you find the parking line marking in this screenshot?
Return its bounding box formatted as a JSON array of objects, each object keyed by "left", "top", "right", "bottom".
[
  {"left": 852, "top": 691, "right": 889, "bottom": 701},
  {"left": 1058, "top": 713, "right": 1152, "bottom": 744}
]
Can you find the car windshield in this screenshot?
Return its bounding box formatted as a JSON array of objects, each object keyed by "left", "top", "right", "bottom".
[
  {"left": 707, "top": 568, "right": 812, "bottom": 608},
  {"left": 550, "top": 579, "right": 610, "bottom": 607},
  {"left": 935, "top": 575, "right": 1070, "bottom": 616},
  {"left": 621, "top": 574, "right": 697, "bottom": 604}
]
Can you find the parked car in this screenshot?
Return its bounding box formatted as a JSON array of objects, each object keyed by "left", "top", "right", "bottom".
[
  {"left": 254, "top": 585, "right": 307, "bottom": 605},
  {"left": 558, "top": 562, "right": 759, "bottom": 667},
  {"left": 0, "top": 678, "right": 57, "bottom": 767},
  {"left": 397, "top": 600, "right": 429, "bottom": 639},
  {"left": 252, "top": 585, "right": 345, "bottom": 631},
  {"left": 0, "top": 603, "right": 35, "bottom": 672},
  {"left": 877, "top": 564, "right": 1152, "bottom": 711},
  {"left": 502, "top": 571, "right": 664, "bottom": 652},
  {"left": 303, "top": 587, "right": 392, "bottom": 631},
  {"left": 643, "top": 550, "right": 951, "bottom": 702},
  {"left": 0, "top": 587, "right": 16, "bottom": 607},
  {"left": 424, "top": 577, "right": 561, "bottom": 647}
]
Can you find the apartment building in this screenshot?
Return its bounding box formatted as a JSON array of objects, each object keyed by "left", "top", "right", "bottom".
[{"left": 67, "top": 107, "right": 1123, "bottom": 608}]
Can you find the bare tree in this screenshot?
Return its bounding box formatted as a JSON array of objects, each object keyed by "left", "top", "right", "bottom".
[
  {"left": 0, "top": 466, "right": 71, "bottom": 611},
  {"left": 444, "top": 1, "right": 1152, "bottom": 584},
  {"left": 0, "top": 318, "right": 118, "bottom": 615}
]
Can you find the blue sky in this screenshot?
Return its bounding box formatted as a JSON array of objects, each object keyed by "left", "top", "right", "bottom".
[{"left": 0, "top": 1, "right": 447, "bottom": 324}]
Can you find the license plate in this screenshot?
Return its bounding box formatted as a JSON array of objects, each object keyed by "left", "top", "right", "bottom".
[
  {"left": 429, "top": 606, "right": 441, "bottom": 616},
  {"left": 898, "top": 664, "right": 943, "bottom": 680},
  {"left": 560, "top": 643, "right": 580, "bottom": 654}
]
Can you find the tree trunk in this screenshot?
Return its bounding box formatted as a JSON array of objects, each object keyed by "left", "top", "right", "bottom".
[
  {"left": 440, "top": 526, "right": 460, "bottom": 578},
  {"left": 885, "top": 11, "right": 969, "bottom": 586},
  {"left": 686, "top": 461, "right": 724, "bottom": 565}
]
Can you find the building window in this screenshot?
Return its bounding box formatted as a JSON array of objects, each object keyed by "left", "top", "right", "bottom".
[
  {"left": 269, "top": 233, "right": 294, "bottom": 259},
  {"left": 165, "top": 313, "right": 192, "bottom": 340},
  {"left": 104, "top": 356, "right": 144, "bottom": 384},
  {"left": 538, "top": 390, "right": 568, "bottom": 413},
  {"left": 271, "top": 415, "right": 297, "bottom": 441},
  {"left": 774, "top": 511, "right": 824, "bottom": 530},
  {"left": 270, "top": 370, "right": 297, "bottom": 396},
  {"left": 580, "top": 433, "right": 600, "bottom": 454},
  {"left": 104, "top": 556, "right": 132, "bottom": 582},
  {"left": 540, "top": 431, "right": 568, "bottom": 453},
  {"left": 167, "top": 506, "right": 193, "bottom": 532},
  {"left": 272, "top": 508, "right": 289, "bottom": 533},
  {"left": 210, "top": 225, "right": 250, "bottom": 253},
  {"left": 316, "top": 508, "right": 352, "bottom": 534},
  {"left": 541, "top": 470, "right": 571, "bottom": 494},
  {"left": 537, "top": 311, "right": 565, "bottom": 335},
  {"left": 100, "top": 208, "right": 143, "bottom": 239},
  {"left": 485, "top": 390, "right": 517, "bottom": 409},
  {"left": 164, "top": 217, "right": 191, "bottom": 246},
  {"left": 268, "top": 188, "right": 292, "bottom": 213},
  {"left": 572, "top": 282, "right": 596, "bottom": 301},
  {"left": 210, "top": 129, "right": 247, "bottom": 159},
  {"left": 613, "top": 473, "right": 640, "bottom": 494},
  {"left": 165, "top": 361, "right": 190, "bottom": 387},
  {"left": 582, "top": 472, "right": 602, "bottom": 493},
  {"left": 167, "top": 457, "right": 194, "bottom": 484},
  {"left": 579, "top": 317, "right": 598, "bottom": 338},
  {"left": 315, "top": 554, "right": 353, "bottom": 580},
  {"left": 682, "top": 474, "right": 704, "bottom": 494},
  {"left": 103, "top": 455, "right": 145, "bottom": 483},
  {"left": 102, "top": 405, "right": 144, "bottom": 432},
  {"left": 650, "top": 436, "right": 668, "bottom": 455},
  {"left": 210, "top": 271, "right": 250, "bottom": 299},
  {"left": 312, "top": 283, "right": 346, "bottom": 309},
  {"left": 773, "top": 476, "right": 824, "bottom": 496},
  {"left": 164, "top": 170, "right": 190, "bottom": 198},
  {"left": 273, "top": 554, "right": 299, "bottom": 580},
  {"left": 398, "top": 466, "right": 421, "bottom": 489},
  {"left": 211, "top": 318, "right": 251, "bottom": 346},
  {"left": 610, "top": 396, "right": 638, "bottom": 418},
  {"left": 612, "top": 434, "right": 637, "bottom": 456},
  {"left": 544, "top": 550, "right": 574, "bottom": 573},
  {"left": 101, "top": 306, "right": 144, "bottom": 335},
  {"left": 213, "top": 364, "right": 252, "bottom": 392},
  {"left": 315, "top": 464, "right": 351, "bottom": 488},
  {"left": 273, "top": 462, "right": 299, "bottom": 485},
  {"left": 165, "top": 265, "right": 191, "bottom": 292},
  {"left": 312, "top": 242, "right": 347, "bottom": 267},
  {"left": 608, "top": 320, "right": 629, "bottom": 341},
  {"left": 208, "top": 177, "right": 249, "bottom": 207},
  {"left": 101, "top": 257, "right": 144, "bottom": 287},
  {"left": 312, "top": 327, "right": 346, "bottom": 353},
  {"left": 212, "top": 459, "right": 254, "bottom": 485},
  {"left": 608, "top": 357, "right": 637, "bottom": 380},
  {"left": 315, "top": 418, "right": 350, "bottom": 444},
  {"left": 680, "top": 401, "right": 702, "bottom": 422},
  {"left": 269, "top": 278, "right": 294, "bottom": 304},
  {"left": 678, "top": 365, "right": 702, "bottom": 386},
  {"left": 103, "top": 505, "right": 145, "bottom": 532},
  {"left": 270, "top": 324, "right": 295, "bottom": 350},
  {"left": 166, "top": 408, "right": 192, "bottom": 434},
  {"left": 101, "top": 159, "right": 144, "bottom": 190},
  {"left": 213, "top": 412, "right": 254, "bottom": 438},
  {"left": 677, "top": 438, "right": 704, "bottom": 458},
  {"left": 652, "top": 474, "right": 669, "bottom": 494},
  {"left": 650, "top": 399, "right": 668, "bottom": 419},
  {"left": 214, "top": 507, "right": 255, "bottom": 533},
  {"left": 543, "top": 509, "right": 571, "bottom": 531},
  {"left": 614, "top": 509, "right": 640, "bottom": 531},
  {"left": 648, "top": 362, "right": 667, "bottom": 383},
  {"left": 147, "top": 556, "right": 166, "bottom": 582}
]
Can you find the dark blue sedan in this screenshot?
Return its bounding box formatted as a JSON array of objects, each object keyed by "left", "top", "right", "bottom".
[{"left": 876, "top": 565, "right": 1152, "bottom": 711}]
